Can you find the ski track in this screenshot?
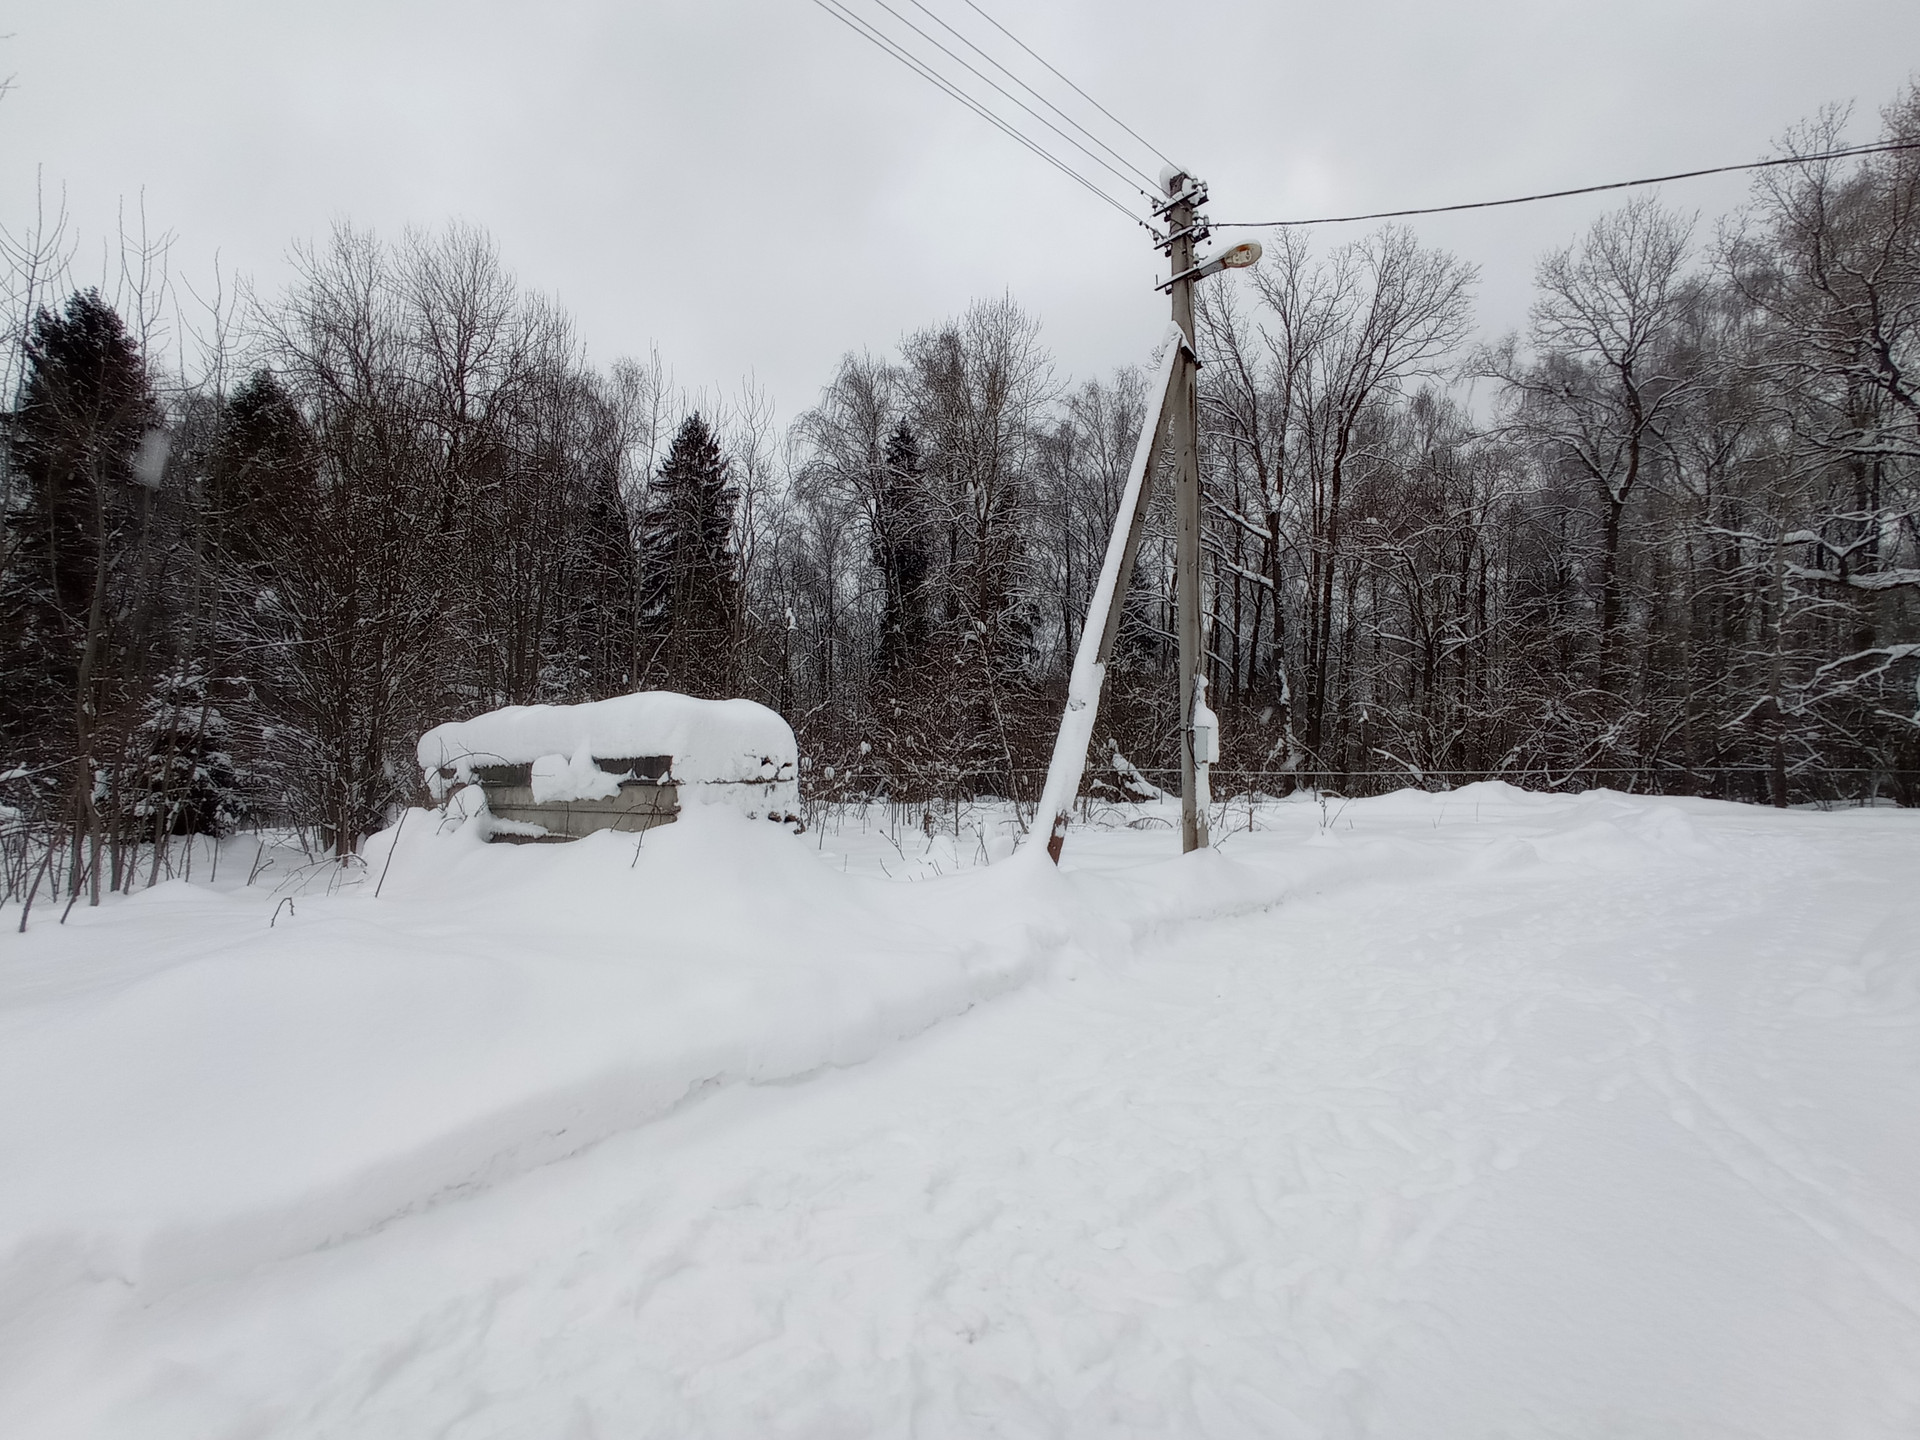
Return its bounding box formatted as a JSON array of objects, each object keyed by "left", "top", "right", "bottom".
[{"left": 6, "top": 798, "right": 1920, "bottom": 1437}]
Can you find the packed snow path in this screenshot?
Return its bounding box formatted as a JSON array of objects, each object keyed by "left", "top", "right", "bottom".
[{"left": 3, "top": 790, "right": 1918, "bottom": 1436}]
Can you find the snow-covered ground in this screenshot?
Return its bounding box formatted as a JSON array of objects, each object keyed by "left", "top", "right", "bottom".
[{"left": 3, "top": 787, "right": 1918, "bottom": 1437}]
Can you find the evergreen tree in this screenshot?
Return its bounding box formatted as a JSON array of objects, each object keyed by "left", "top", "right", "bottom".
[
  {"left": 1, "top": 289, "right": 159, "bottom": 779},
  {"left": 873, "top": 420, "right": 931, "bottom": 678},
  {"left": 127, "top": 667, "right": 242, "bottom": 837},
  {"left": 207, "top": 369, "right": 313, "bottom": 572},
  {"left": 638, "top": 413, "right": 738, "bottom": 696},
  {"left": 201, "top": 369, "right": 315, "bottom": 829},
  {"left": 539, "top": 449, "right": 636, "bottom": 703},
  {"left": 573, "top": 454, "right": 638, "bottom": 694}
]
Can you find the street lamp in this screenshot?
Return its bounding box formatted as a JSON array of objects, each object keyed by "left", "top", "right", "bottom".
[{"left": 1159, "top": 239, "right": 1264, "bottom": 292}]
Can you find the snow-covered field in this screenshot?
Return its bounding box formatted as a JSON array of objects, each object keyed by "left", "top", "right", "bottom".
[{"left": 3, "top": 786, "right": 1918, "bottom": 1437}]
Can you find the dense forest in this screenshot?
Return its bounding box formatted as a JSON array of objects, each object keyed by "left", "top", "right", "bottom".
[{"left": 3, "top": 89, "right": 1917, "bottom": 899}]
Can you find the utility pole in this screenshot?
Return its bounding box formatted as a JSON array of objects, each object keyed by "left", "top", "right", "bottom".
[
  {"left": 1159, "top": 168, "right": 1209, "bottom": 853},
  {"left": 1023, "top": 173, "right": 1256, "bottom": 867}
]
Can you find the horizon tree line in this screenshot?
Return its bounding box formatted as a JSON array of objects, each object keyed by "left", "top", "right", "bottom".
[{"left": 2, "top": 85, "right": 1916, "bottom": 901}]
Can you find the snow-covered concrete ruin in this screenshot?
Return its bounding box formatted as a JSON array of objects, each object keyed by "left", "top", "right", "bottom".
[{"left": 417, "top": 692, "right": 800, "bottom": 842}]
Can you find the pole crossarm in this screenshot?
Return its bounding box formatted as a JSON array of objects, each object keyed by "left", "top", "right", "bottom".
[{"left": 1151, "top": 178, "right": 1209, "bottom": 220}]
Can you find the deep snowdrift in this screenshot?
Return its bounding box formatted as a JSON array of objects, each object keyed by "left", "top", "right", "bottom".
[
  {"left": 3, "top": 786, "right": 1917, "bottom": 1437},
  {"left": 0, "top": 798, "right": 1319, "bottom": 1316}
]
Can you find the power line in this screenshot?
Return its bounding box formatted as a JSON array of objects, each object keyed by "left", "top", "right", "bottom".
[
  {"left": 1215, "top": 139, "right": 1920, "bottom": 229},
  {"left": 959, "top": 0, "right": 1178, "bottom": 173},
  {"left": 804, "top": 0, "right": 1148, "bottom": 226},
  {"left": 855, "top": 0, "right": 1156, "bottom": 200},
  {"left": 903, "top": 0, "right": 1162, "bottom": 191},
  {"left": 804, "top": 0, "right": 1153, "bottom": 231}
]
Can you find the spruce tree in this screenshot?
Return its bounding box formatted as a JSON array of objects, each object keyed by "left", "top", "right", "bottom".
[
  {"left": 873, "top": 420, "right": 931, "bottom": 678},
  {"left": 1, "top": 289, "right": 159, "bottom": 779},
  {"left": 207, "top": 369, "right": 313, "bottom": 572},
  {"left": 637, "top": 413, "right": 738, "bottom": 696},
  {"left": 199, "top": 369, "right": 315, "bottom": 826},
  {"left": 542, "top": 451, "right": 636, "bottom": 702},
  {"left": 128, "top": 667, "right": 242, "bottom": 837}
]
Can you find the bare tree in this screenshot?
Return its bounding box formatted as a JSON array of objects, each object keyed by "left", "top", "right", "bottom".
[
  {"left": 1486, "top": 198, "right": 1700, "bottom": 703},
  {"left": 1239, "top": 226, "right": 1478, "bottom": 767}
]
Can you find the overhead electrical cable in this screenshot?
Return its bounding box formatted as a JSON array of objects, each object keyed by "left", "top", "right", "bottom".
[
  {"left": 805, "top": 1, "right": 1155, "bottom": 230},
  {"left": 902, "top": 0, "right": 1162, "bottom": 190},
  {"left": 1215, "top": 138, "right": 1920, "bottom": 228},
  {"left": 853, "top": 0, "right": 1157, "bottom": 201},
  {"left": 959, "top": 0, "right": 1178, "bottom": 173},
  {"left": 804, "top": 0, "right": 1154, "bottom": 230}
]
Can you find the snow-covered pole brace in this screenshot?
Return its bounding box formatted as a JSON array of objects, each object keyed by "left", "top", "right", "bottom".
[{"left": 1024, "top": 325, "right": 1186, "bottom": 865}]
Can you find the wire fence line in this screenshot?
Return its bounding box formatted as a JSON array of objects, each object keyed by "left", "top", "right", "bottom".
[
  {"left": 793, "top": 762, "right": 1920, "bottom": 867},
  {"left": 9, "top": 765, "right": 1912, "bottom": 913},
  {"left": 806, "top": 764, "right": 1919, "bottom": 807}
]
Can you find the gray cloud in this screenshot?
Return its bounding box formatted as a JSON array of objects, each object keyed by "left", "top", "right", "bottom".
[{"left": 6, "top": 0, "right": 1917, "bottom": 418}]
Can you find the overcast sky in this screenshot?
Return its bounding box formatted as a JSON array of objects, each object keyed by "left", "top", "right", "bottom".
[{"left": 5, "top": 1, "right": 1918, "bottom": 422}]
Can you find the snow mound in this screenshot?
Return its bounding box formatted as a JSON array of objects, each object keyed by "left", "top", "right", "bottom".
[
  {"left": 0, "top": 809, "right": 1059, "bottom": 1312},
  {"left": 8, "top": 793, "right": 1920, "bottom": 1437},
  {"left": 530, "top": 750, "right": 625, "bottom": 804}
]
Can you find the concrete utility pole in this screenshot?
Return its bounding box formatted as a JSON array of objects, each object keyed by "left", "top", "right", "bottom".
[
  {"left": 1159, "top": 168, "right": 1209, "bottom": 853},
  {"left": 1022, "top": 173, "right": 1256, "bottom": 867}
]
